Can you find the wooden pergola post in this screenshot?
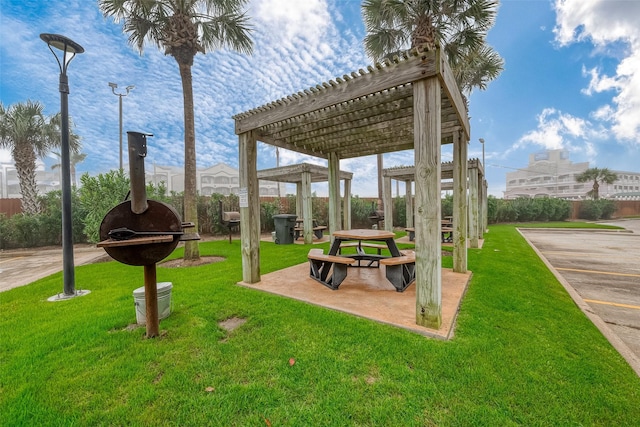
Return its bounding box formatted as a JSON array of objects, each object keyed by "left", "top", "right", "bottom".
[
  {"left": 343, "top": 178, "right": 352, "bottom": 229},
  {"left": 414, "top": 76, "right": 442, "bottom": 329},
  {"left": 239, "top": 131, "right": 260, "bottom": 283},
  {"left": 328, "top": 152, "right": 342, "bottom": 239},
  {"left": 383, "top": 175, "right": 393, "bottom": 232},
  {"left": 301, "top": 170, "right": 313, "bottom": 244},
  {"left": 405, "top": 180, "right": 413, "bottom": 228},
  {"left": 482, "top": 179, "right": 489, "bottom": 239},
  {"left": 452, "top": 128, "right": 468, "bottom": 273},
  {"left": 295, "top": 182, "right": 303, "bottom": 218},
  {"left": 469, "top": 164, "right": 479, "bottom": 249},
  {"left": 482, "top": 178, "right": 488, "bottom": 237}
]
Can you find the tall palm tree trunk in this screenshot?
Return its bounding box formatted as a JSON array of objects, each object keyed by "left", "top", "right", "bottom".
[
  {"left": 13, "top": 145, "right": 40, "bottom": 215},
  {"left": 179, "top": 61, "right": 200, "bottom": 260}
]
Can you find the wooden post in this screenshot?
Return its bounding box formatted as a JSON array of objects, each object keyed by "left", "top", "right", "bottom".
[
  {"left": 413, "top": 76, "right": 442, "bottom": 329},
  {"left": 383, "top": 175, "right": 393, "bottom": 232},
  {"left": 328, "top": 152, "right": 341, "bottom": 240},
  {"left": 295, "top": 182, "right": 303, "bottom": 219},
  {"left": 343, "top": 178, "right": 352, "bottom": 230},
  {"left": 469, "top": 165, "right": 479, "bottom": 249},
  {"left": 143, "top": 264, "right": 159, "bottom": 338},
  {"left": 453, "top": 129, "right": 468, "bottom": 273},
  {"left": 239, "top": 131, "right": 260, "bottom": 283},
  {"left": 405, "top": 180, "right": 413, "bottom": 228},
  {"left": 302, "top": 170, "right": 313, "bottom": 244},
  {"left": 482, "top": 178, "right": 488, "bottom": 237}
]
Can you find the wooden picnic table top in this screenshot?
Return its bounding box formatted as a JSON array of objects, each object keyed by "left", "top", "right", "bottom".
[{"left": 332, "top": 229, "right": 395, "bottom": 240}]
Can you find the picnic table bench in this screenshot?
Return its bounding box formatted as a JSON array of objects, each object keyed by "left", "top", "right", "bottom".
[
  {"left": 294, "top": 225, "right": 327, "bottom": 240},
  {"left": 380, "top": 250, "right": 416, "bottom": 292},
  {"left": 307, "top": 249, "right": 355, "bottom": 290},
  {"left": 405, "top": 227, "right": 454, "bottom": 243}
]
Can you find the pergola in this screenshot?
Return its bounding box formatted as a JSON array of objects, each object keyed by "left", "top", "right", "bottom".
[
  {"left": 382, "top": 159, "right": 486, "bottom": 273},
  {"left": 233, "top": 46, "right": 470, "bottom": 329},
  {"left": 257, "top": 163, "right": 353, "bottom": 244}
]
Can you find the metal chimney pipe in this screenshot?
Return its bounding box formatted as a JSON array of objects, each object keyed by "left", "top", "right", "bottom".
[{"left": 127, "top": 131, "right": 152, "bottom": 214}]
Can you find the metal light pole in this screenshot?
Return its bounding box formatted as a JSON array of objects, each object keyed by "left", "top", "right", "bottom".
[
  {"left": 41, "top": 33, "right": 88, "bottom": 300},
  {"left": 109, "top": 83, "right": 135, "bottom": 171},
  {"left": 479, "top": 138, "right": 485, "bottom": 168}
]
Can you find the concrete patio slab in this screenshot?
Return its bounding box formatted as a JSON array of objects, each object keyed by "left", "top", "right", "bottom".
[{"left": 239, "top": 263, "right": 472, "bottom": 340}]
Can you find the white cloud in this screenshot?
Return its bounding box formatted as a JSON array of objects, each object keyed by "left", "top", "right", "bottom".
[
  {"left": 554, "top": 0, "right": 640, "bottom": 143},
  {"left": 515, "top": 108, "right": 600, "bottom": 160},
  {"left": 252, "top": 0, "right": 332, "bottom": 45}
]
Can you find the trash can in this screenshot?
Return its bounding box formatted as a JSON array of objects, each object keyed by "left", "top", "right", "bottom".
[
  {"left": 133, "top": 282, "right": 173, "bottom": 324},
  {"left": 273, "top": 214, "right": 297, "bottom": 244}
]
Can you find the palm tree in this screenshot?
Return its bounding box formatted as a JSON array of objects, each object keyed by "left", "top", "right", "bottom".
[
  {"left": 362, "top": 0, "right": 504, "bottom": 95},
  {"left": 99, "top": 0, "right": 253, "bottom": 261},
  {"left": 0, "top": 100, "right": 80, "bottom": 215},
  {"left": 576, "top": 167, "right": 618, "bottom": 200},
  {"left": 52, "top": 151, "right": 87, "bottom": 187},
  {"left": 362, "top": 0, "right": 504, "bottom": 208}
]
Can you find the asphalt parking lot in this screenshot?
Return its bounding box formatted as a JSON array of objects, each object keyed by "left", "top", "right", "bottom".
[{"left": 520, "top": 219, "right": 640, "bottom": 375}]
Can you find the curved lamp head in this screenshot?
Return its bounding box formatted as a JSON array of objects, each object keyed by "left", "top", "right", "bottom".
[
  {"left": 40, "top": 33, "right": 84, "bottom": 75},
  {"left": 479, "top": 138, "right": 485, "bottom": 144},
  {"left": 109, "top": 82, "right": 135, "bottom": 96}
]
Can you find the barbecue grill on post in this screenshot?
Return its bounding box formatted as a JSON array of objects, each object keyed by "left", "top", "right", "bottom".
[{"left": 97, "top": 131, "right": 198, "bottom": 338}]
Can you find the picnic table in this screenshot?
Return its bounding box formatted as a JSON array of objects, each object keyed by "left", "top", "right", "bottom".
[
  {"left": 405, "top": 222, "right": 454, "bottom": 243},
  {"left": 330, "top": 229, "right": 401, "bottom": 265},
  {"left": 294, "top": 218, "right": 327, "bottom": 240},
  {"left": 307, "top": 229, "right": 415, "bottom": 292}
]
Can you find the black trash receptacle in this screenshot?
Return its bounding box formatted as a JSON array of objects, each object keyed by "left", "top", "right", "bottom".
[{"left": 273, "top": 214, "right": 297, "bottom": 244}]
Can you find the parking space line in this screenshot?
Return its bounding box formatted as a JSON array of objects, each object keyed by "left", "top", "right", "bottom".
[
  {"left": 556, "top": 267, "right": 640, "bottom": 278},
  {"left": 584, "top": 299, "right": 640, "bottom": 310},
  {"left": 542, "top": 251, "right": 638, "bottom": 261}
]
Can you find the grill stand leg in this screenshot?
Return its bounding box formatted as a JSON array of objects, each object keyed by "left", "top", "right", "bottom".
[{"left": 144, "top": 264, "right": 160, "bottom": 338}]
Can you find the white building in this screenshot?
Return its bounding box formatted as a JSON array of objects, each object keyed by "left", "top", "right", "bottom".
[
  {"left": 0, "top": 163, "right": 62, "bottom": 199},
  {"left": 147, "top": 162, "right": 281, "bottom": 196},
  {"left": 0, "top": 161, "right": 282, "bottom": 199},
  {"left": 504, "top": 150, "right": 640, "bottom": 200}
]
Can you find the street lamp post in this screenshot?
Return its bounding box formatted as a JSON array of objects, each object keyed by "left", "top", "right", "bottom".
[
  {"left": 109, "top": 83, "right": 135, "bottom": 171},
  {"left": 479, "top": 138, "right": 485, "bottom": 168},
  {"left": 41, "top": 33, "right": 88, "bottom": 300}
]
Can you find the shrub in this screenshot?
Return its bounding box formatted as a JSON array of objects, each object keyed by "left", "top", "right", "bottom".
[
  {"left": 496, "top": 199, "right": 518, "bottom": 223},
  {"left": 579, "top": 199, "right": 616, "bottom": 220},
  {"left": 441, "top": 194, "right": 453, "bottom": 218},
  {"left": 79, "top": 170, "right": 172, "bottom": 243},
  {"left": 487, "top": 195, "right": 499, "bottom": 223}
]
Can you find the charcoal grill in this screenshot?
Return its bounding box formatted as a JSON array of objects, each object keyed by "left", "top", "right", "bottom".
[
  {"left": 97, "top": 131, "right": 198, "bottom": 338},
  {"left": 368, "top": 201, "right": 385, "bottom": 229}
]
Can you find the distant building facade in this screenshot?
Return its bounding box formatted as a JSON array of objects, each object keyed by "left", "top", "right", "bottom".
[
  {"left": 0, "top": 163, "right": 62, "bottom": 199},
  {"left": 504, "top": 149, "right": 640, "bottom": 200},
  {"left": 0, "top": 161, "right": 282, "bottom": 199},
  {"left": 147, "top": 163, "right": 282, "bottom": 196}
]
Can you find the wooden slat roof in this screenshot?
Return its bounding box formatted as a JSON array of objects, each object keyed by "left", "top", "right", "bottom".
[
  {"left": 233, "top": 47, "right": 469, "bottom": 160},
  {"left": 257, "top": 162, "right": 353, "bottom": 183},
  {"left": 383, "top": 159, "right": 483, "bottom": 181}
]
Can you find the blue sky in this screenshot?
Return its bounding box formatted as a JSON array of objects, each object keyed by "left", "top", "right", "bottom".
[{"left": 1, "top": 0, "right": 639, "bottom": 197}]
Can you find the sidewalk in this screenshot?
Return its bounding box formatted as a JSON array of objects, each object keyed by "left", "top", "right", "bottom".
[{"left": 0, "top": 244, "right": 108, "bottom": 292}]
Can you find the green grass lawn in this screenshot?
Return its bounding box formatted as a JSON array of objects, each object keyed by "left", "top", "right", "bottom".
[{"left": 1, "top": 224, "right": 639, "bottom": 426}]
